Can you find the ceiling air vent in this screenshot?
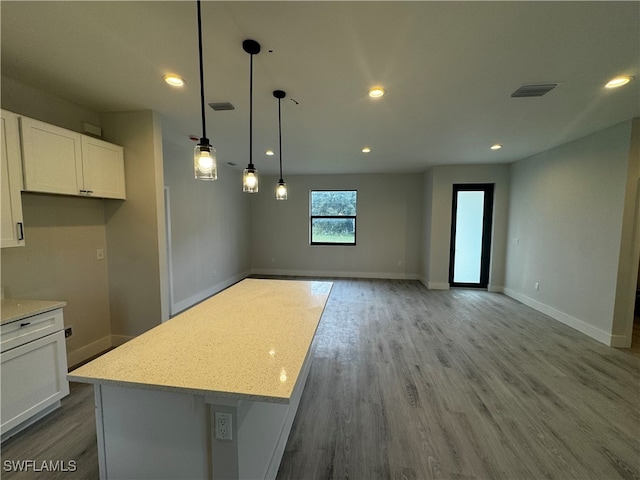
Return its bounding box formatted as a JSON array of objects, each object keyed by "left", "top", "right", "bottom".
[
  {"left": 511, "top": 83, "right": 558, "bottom": 98},
  {"left": 209, "top": 102, "right": 235, "bottom": 111}
]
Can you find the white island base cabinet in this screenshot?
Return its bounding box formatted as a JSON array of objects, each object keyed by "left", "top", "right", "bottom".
[{"left": 94, "top": 353, "right": 310, "bottom": 480}]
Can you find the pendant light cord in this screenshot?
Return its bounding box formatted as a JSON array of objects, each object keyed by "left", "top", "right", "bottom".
[
  {"left": 197, "top": 0, "right": 207, "bottom": 141},
  {"left": 248, "top": 52, "right": 254, "bottom": 168},
  {"left": 278, "top": 97, "right": 283, "bottom": 181}
]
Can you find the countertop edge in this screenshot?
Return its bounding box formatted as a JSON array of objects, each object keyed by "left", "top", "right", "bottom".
[
  {"left": 66, "top": 374, "right": 291, "bottom": 405},
  {"left": 1, "top": 300, "right": 67, "bottom": 325}
]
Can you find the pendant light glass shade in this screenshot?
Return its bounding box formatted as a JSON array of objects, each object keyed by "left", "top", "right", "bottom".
[
  {"left": 194, "top": 141, "right": 217, "bottom": 180},
  {"left": 193, "top": 0, "right": 217, "bottom": 181},
  {"left": 242, "top": 166, "right": 259, "bottom": 193},
  {"left": 242, "top": 39, "right": 261, "bottom": 193},
  {"left": 276, "top": 180, "right": 287, "bottom": 200}
]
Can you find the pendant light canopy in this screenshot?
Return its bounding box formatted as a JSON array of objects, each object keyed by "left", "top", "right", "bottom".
[
  {"left": 242, "top": 39, "right": 261, "bottom": 193},
  {"left": 273, "top": 90, "right": 288, "bottom": 201},
  {"left": 193, "top": 0, "right": 217, "bottom": 180}
]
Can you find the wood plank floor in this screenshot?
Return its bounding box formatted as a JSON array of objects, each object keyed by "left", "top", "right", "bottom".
[{"left": 2, "top": 279, "right": 639, "bottom": 480}]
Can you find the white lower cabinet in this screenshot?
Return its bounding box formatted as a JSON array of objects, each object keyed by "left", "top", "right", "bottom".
[{"left": 0, "top": 308, "right": 69, "bottom": 440}]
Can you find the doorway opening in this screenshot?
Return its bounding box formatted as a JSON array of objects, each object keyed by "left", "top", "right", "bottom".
[{"left": 449, "top": 184, "right": 494, "bottom": 289}]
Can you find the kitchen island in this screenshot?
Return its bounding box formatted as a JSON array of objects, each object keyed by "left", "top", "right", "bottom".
[{"left": 68, "top": 278, "right": 332, "bottom": 480}]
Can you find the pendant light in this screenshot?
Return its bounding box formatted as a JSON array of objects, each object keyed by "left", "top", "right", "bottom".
[
  {"left": 242, "top": 39, "right": 261, "bottom": 193},
  {"left": 193, "top": 0, "right": 217, "bottom": 180},
  {"left": 273, "top": 90, "right": 288, "bottom": 200}
]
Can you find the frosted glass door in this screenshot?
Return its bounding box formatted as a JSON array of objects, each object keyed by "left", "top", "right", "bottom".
[
  {"left": 453, "top": 191, "right": 485, "bottom": 283},
  {"left": 449, "top": 184, "right": 494, "bottom": 288}
]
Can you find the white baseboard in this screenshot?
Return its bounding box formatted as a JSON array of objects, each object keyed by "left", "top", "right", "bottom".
[
  {"left": 250, "top": 268, "right": 420, "bottom": 281},
  {"left": 171, "top": 270, "right": 251, "bottom": 316},
  {"left": 488, "top": 285, "right": 504, "bottom": 293},
  {"left": 67, "top": 335, "right": 112, "bottom": 369},
  {"left": 427, "top": 282, "right": 450, "bottom": 290},
  {"left": 503, "top": 288, "right": 613, "bottom": 346}
]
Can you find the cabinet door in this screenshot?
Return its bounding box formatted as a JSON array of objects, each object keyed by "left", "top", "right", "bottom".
[
  {"left": 81, "top": 135, "right": 126, "bottom": 199},
  {"left": 1, "top": 110, "right": 25, "bottom": 248},
  {"left": 0, "top": 330, "right": 70, "bottom": 435},
  {"left": 20, "top": 116, "right": 83, "bottom": 195}
]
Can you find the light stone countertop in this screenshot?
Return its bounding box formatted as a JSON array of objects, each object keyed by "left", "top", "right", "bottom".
[
  {"left": 1, "top": 298, "right": 67, "bottom": 325},
  {"left": 68, "top": 278, "right": 333, "bottom": 403}
]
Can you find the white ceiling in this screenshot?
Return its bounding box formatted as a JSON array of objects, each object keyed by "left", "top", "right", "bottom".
[{"left": 2, "top": 1, "right": 639, "bottom": 176}]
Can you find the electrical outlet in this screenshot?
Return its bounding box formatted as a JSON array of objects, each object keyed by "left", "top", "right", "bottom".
[
  {"left": 64, "top": 326, "right": 73, "bottom": 338},
  {"left": 214, "top": 412, "right": 232, "bottom": 441},
  {"left": 535, "top": 282, "right": 540, "bottom": 291}
]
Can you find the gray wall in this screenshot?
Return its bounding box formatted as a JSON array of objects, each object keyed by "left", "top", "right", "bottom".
[
  {"left": 504, "top": 120, "right": 634, "bottom": 345},
  {"left": 250, "top": 173, "right": 423, "bottom": 279},
  {"left": 101, "top": 110, "right": 168, "bottom": 340},
  {"left": 421, "top": 164, "right": 510, "bottom": 291}
]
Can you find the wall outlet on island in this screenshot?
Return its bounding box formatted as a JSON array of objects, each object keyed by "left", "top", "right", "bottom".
[
  {"left": 215, "top": 412, "right": 232, "bottom": 441},
  {"left": 64, "top": 326, "right": 73, "bottom": 338}
]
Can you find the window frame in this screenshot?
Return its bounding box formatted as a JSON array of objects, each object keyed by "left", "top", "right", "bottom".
[{"left": 309, "top": 189, "right": 357, "bottom": 246}]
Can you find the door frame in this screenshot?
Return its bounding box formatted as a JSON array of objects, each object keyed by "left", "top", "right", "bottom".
[{"left": 448, "top": 183, "right": 495, "bottom": 289}]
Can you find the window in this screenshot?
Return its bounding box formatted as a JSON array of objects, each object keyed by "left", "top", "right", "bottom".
[{"left": 310, "top": 190, "right": 357, "bottom": 245}]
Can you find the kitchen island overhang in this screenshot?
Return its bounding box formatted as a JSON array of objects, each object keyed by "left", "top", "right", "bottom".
[{"left": 68, "top": 278, "right": 333, "bottom": 480}]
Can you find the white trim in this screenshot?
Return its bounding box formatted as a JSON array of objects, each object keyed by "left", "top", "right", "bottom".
[
  {"left": 488, "top": 284, "right": 504, "bottom": 293},
  {"left": 94, "top": 385, "right": 108, "bottom": 480},
  {"left": 171, "top": 271, "right": 251, "bottom": 316},
  {"left": 164, "top": 186, "right": 175, "bottom": 320},
  {"left": 250, "top": 268, "right": 420, "bottom": 281},
  {"left": 609, "top": 334, "right": 632, "bottom": 348},
  {"left": 427, "top": 282, "right": 450, "bottom": 290},
  {"left": 503, "top": 288, "right": 613, "bottom": 345},
  {"left": 67, "top": 335, "right": 112, "bottom": 369}
]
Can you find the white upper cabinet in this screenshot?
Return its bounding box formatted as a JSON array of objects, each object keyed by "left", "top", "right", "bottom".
[
  {"left": 20, "top": 116, "right": 125, "bottom": 200},
  {"left": 1, "top": 110, "right": 25, "bottom": 248},
  {"left": 20, "top": 116, "right": 83, "bottom": 196},
  {"left": 81, "top": 135, "right": 125, "bottom": 199}
]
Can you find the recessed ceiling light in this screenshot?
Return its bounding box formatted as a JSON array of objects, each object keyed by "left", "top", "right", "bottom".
[
  {"left": 368, "top": 87, "right": 385, "bottom": 98},
  {"left": 605, "top": 75, "right": 634, "bottom": 89},
  {"left": 361, "top": 147, "right": 372, "bottom": 153},
  {"left": 490, "top": 144, "right": 502, "bottom": 150},
  {"left": 163, "top": 75, "right": 185, "bottom": 87},
  {"left": 265, "top": 150, "right": 275, "bottom": 156}
]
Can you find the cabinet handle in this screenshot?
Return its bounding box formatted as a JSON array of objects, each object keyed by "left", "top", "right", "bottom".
[
  {"left": 17, "top": 222, "right": 24, "bottom": 241},
  {"left": 20, "top": 322, "right": 31, "bottom": 328},
  {"left": 79, "top": 190, "right": 93, "bottom": 196}
]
